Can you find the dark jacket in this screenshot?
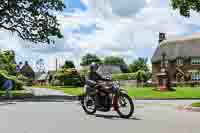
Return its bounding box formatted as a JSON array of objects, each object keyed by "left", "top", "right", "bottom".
[{"left": 85, "top": 71, "right": 109, "bottom": 87}]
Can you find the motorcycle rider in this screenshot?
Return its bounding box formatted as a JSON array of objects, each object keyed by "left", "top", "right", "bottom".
[
  {"left": 85, "top": 62, "right": 118, "bottom": 110},
  {"left": 85, "top": 62, "right": 110, "bottom": 91}
]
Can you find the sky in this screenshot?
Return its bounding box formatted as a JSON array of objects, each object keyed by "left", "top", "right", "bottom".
[{"left": 1, "top": 0, "right": 200, "bottom": 71}]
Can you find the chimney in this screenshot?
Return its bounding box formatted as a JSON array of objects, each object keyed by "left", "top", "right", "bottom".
[{"left": 159, "top": 32, "right": 166, "bottom": 43}]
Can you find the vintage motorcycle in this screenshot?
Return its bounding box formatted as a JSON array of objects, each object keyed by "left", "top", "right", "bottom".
[{"left": 81, "top": 80, "right": 134, "bottom": 118}]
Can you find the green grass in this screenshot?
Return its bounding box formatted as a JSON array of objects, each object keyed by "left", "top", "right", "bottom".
[
  {"left": 33, "top": 86, "right": 200, "bottom": 99},
  {"left": 0, "top": 90, "right": 33, "bottom": 97},
  {"left": 191, "top": 102, "right": 200, "bottom": 107},
  {"left": 125, "top": 87, "right": 200, "bottom": 99}
]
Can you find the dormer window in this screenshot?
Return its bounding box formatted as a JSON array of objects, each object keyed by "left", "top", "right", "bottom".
[
  {"left": 191, "top": 58, "right": 200, "bottom": 65},
  {"left": 176, "top": 58, "right": 183, "bottom": 66}
]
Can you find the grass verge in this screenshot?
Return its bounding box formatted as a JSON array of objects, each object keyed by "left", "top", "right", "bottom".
[
  {"left": 191, "top": 102, "right": 200, "bottom": 107},
  {"left": 0, "top": 90, "right": 33, "bottom": 97},
  {"left": 33, "top": 86, "right": 200, "bottom": 99}
]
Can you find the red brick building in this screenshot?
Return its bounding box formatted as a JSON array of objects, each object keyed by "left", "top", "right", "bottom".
[{"left": 152, "top": 33, "right": 200, "bottom": 83}]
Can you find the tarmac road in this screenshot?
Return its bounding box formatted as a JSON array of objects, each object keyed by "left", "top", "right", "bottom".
[{"left": 0, "top": 100, "right": 199, "bottom": 133}]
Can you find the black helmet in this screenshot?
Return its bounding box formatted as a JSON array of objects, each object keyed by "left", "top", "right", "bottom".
[{"left": 90, "top": 62, "right": 98, "bottom": 72}]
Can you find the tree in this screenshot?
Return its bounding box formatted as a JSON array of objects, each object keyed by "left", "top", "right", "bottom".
[
  {"left": 0, "top": 50, "right": 16, "bottom": 75},
  {"left": 80, "top": 54, "right": 102, "bottom": 66},
  {"left": 135, "top": 70, "right": 146, "bottom": 83},
  {"left": 0, "top": 0, "right": 65, "bottom": 44},
  {"left": 20, "top": 61, "right": 35, "bottom": 79},
  {"left": 171, "top": 0, "right": 200, "bottom": 17},
  {"left": 62, "top": 60, "right": 75, "bottom": 69},
  {"left": 129, "top": 57, "right": 149, "bottom": 73},
  {"left": 103, "top": 56, "right": 128, "bottom": 73}
]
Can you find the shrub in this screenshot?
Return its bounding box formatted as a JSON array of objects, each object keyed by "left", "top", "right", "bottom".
[
  {"left": 0, "top": 70, "right": 24, "bottom": 90},
  {"left": 112, "top": 73, "right": 137, "bottom": 81},
  {"left": 173, "top": 81, "right": 200, "bottom": 87},
  {"left": 79, "top": 67, "right": 89, "bottom": 84},
  {"left": 112, "top": 71, "right": 151, "bottom": 82},
  {"left": 55, "top": 68, "right": 83, "bottom": 87}
]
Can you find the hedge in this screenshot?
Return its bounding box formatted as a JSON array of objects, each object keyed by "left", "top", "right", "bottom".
[
  {"left": 112, "top": 73, "right": 137, "bottom": 81},
  {"left": 172, "top": 81, "right": 200, "bottom": 87}
]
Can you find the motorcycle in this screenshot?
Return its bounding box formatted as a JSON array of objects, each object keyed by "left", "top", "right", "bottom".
[{"left": 81, "top": 80, "right": 134, "bottom": 118}]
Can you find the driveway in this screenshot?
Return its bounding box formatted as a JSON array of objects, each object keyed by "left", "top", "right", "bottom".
[{"left": 0, "top": 100, "right": 199, "bottom": 133}]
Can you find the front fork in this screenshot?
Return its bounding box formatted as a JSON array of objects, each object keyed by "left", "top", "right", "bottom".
[{"left": 112, "top": 94, "right": 119, "bottom": 110}]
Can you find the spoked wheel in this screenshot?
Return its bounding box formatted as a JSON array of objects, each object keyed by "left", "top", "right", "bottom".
[
  {"left": 116, "top": 93, "right": 134, "bottom": 118},
  {"left": 81, "top": 94, "right": 96, "bottom": 115}
]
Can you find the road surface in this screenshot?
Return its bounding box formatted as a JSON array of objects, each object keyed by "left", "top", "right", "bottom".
[
  {"left": 25, "top": 87, "right": 67, "bottom": 96},
  {"left": 0, "top": 100, "right": 199, "bottom": 133}
]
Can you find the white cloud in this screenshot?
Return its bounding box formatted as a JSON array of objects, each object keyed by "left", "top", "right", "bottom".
[{"left": 1, "top": 0, "right": 200, "bottom": 70}]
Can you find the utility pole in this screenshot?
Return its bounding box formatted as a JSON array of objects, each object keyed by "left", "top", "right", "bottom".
[{"left": 56, "top": 58, "right": 58, "bottom": 72}]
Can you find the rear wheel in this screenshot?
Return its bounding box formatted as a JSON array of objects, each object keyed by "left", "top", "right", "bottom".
[
  {"left": 81, "top": 94, "right": 96, "bottom": 115},
  {"left": 116, "top": 93, "right": 134, "bottom": 118}
]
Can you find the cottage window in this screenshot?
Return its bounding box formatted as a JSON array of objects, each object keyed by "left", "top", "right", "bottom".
[
  {"left": 191, "top": 72, "right": 200, "bottom": 81},
  {"left": 191, "top": 58, "right": 200, "bottom": 65},
  {"left": 176, "top": 58, "right": 183, "bottom": 66}
]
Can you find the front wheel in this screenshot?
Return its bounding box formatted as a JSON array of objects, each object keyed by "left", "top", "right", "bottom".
[
  {"left": 116, "top": 93, "right": 134, "bottom": 118},
  {"left": 81, "top": 94, "right": 96, "bottom": 115}
]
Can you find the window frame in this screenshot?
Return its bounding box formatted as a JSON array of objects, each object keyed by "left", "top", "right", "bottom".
[
  {"left": 191, "top": 72, "right": 200, "bottom": 81},
  {"left": 176, "top": 58, "right": 184, "bottom": 66},
  {"left": 191, "top": 57, "right": 200, "bottom": 65}
]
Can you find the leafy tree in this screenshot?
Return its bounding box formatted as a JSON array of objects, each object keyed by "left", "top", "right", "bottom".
[
  {"left": 171, "top": 0, "right": 200, "bottom": 17},
  {"left": 0, "top": 50, "right": 25, "bottom": 89},
  {"left": 0, "top": 50, "right": 16, "bottom": 75},
  {"left": 20, "top": 61, "right": 35, "bottom": 79},
  {"left": 129, "top": 57, "right": 149, "bottom": 73},
  {"left": 80, "top": 53, "right": 102, "bottom": 66},
  {"left": 62, "top": 60, "right": 75, "bottom": 69},
  {"left": 135, "top": 70, "right": 146, "bottom": 83},
  {"left": 104, "top": 56, "right": 124, "bottom": 65},
  {"left": 0, "top": 0, "right": 65, "bottom": 44},
  {"left": 103, "top": 56, "right": 128, "bottom": 73}
]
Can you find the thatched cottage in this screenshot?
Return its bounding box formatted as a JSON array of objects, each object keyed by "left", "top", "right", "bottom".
[{"left": 152, "top": 33, "right": 200, "bottom": 83}]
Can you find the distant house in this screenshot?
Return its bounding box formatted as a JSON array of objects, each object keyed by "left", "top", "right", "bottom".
[
  {"left": 33, "top": 72, "right": 49, "bottom": 85},
  {"left": 20, "top": 61, "right": 35, "bottom": 80},
  {"left": 152, "top": 33, "right": 200, "bottom": 83}
]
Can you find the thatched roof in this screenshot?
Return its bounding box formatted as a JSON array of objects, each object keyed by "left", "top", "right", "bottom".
[{"left": 152, "top": 34, "right": 200, "bottom": 63}]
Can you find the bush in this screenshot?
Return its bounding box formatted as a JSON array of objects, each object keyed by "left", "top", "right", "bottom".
[
  {"left": 79, "top": 67, "right": 89, "bottom": 84},
  {"left": 55, "top": 68, "right": 83, "bottom": 87},
  {"left": 112, "top": 71, "right": 152, "bottom": 82},
  {"left": 112, "top": 73, "right": 137, "bottom": 81},
  {"left": 173, "top": 81, "right": 200, "bottom": 87},
  {"left": 0, "top": 70, "right": 24, "bottom": 90}
]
